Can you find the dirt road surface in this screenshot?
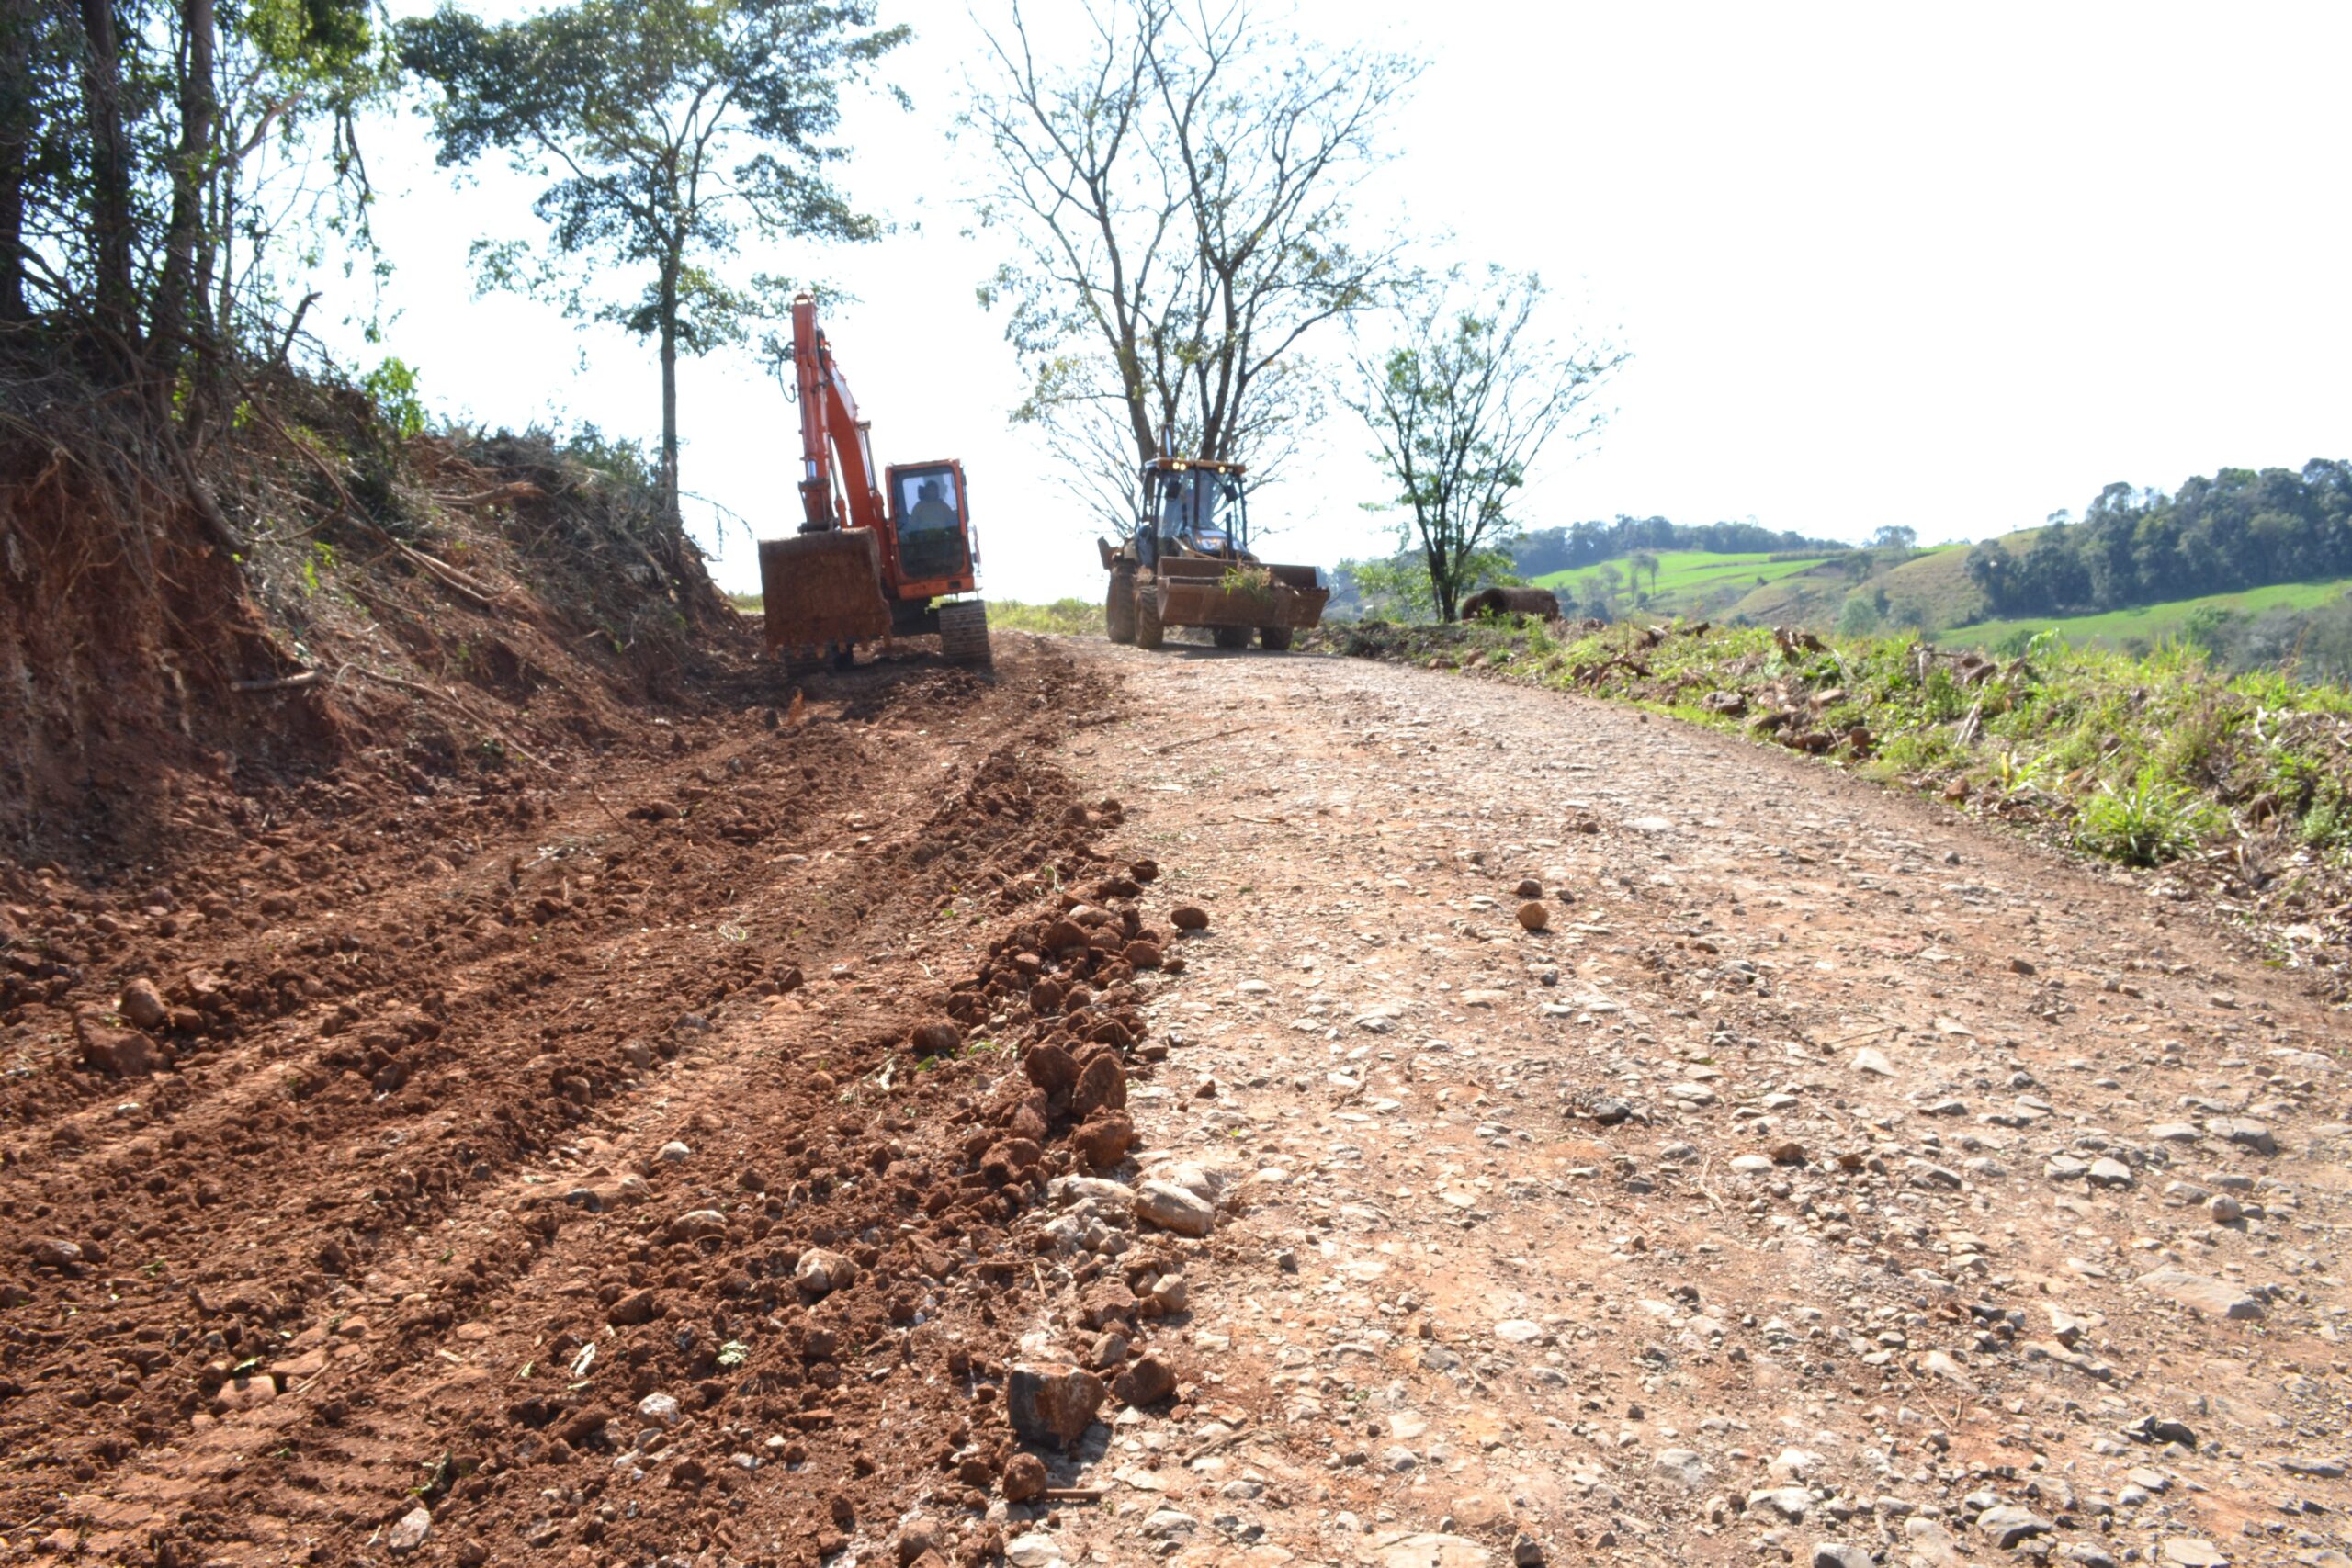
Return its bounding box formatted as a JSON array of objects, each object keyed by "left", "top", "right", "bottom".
[
  {"left": 4, "top": 634, "right": 2346, "bottom": 1568},
  {"left": 1020, "top": 642, "right": 2350, "bottom": 1568}
]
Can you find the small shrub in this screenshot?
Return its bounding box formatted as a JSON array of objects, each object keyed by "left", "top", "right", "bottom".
[
  {"left": 361, "top": 357, "right": 428, "bottom": 442},
  {"left": 2076, "top": 765, "right": 2216, "bottom": 866}
]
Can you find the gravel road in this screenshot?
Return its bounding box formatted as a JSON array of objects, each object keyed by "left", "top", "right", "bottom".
[
  {"left": 1017, "top": 639, "right": 2351, "bottom": 1568},
  {"left": 11, "top": 632, "right": 2345, "bottom": 1568}
]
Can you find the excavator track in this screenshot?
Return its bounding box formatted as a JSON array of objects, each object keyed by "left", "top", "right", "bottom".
[{"left": 938, "top": 598, "right": 992, "bottom": 665}]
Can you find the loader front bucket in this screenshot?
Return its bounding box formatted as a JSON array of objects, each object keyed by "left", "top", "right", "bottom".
[
  {"left": 760, "top": 530, "right": 891, "bottom": 656},
  {"left": 1152, "top": 558, "right": 1330, "bottom": 632}
]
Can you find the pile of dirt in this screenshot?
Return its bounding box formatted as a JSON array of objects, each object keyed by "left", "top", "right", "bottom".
[{"left": 0, "top": 363, "right": 736, "bottom": 867}]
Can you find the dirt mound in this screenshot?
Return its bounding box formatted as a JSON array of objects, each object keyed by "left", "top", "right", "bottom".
[{"left": 0, "top": 365, "right": 735, "bottom": 866}]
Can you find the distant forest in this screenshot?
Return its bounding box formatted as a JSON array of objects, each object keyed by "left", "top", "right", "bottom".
[
  {"left": 1967, "top": 460, "right": 2352, "bottom": 617},
  {"left": 1511, "top": 516, "right": 1841, "bottom": 576}
]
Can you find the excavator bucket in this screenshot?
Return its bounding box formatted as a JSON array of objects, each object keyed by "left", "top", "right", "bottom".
[
  {"left": 759, "top": 530, "right": 892, "bottom": 656},
  {"left": 1150, "top": 558, "right": 1330, "bottom": 633}
]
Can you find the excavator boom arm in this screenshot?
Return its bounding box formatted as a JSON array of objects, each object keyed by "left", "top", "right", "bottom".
[{"left": 792, "top": 294, "right": 887, "bottom": 536}]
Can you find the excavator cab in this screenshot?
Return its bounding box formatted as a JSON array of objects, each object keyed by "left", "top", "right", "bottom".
[{"left": 886, "top": 461, "right": 972, "bottom": 585}]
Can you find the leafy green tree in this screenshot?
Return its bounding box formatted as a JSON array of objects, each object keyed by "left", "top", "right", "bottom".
[
  {"left": 1346, "top": 265, "right": 1624, "bottom": 621},
  {"left": 1340, "top": 555, "right": 1434, "bottom": 620},
  {"left": 1870, "top": 524, "right": 1917, "bottom": 550},
  {"left": 401, "top": 0, "right": 908, "bottom": 527},
  {"left": 1628, "top": 548, "right": 1659, "bottom": 597},
  {"left": 1837, "top": 590, "right": 1882, "bottom": 637},
  {"left": 1, "top": 0, "right": 385, "bottom": 388},
  {"left": 1588, "top": 560, "right": 1624, "bottom": 615},
  {"left": 1965, "top": 460, "right": 2352, "bottom": 619}
]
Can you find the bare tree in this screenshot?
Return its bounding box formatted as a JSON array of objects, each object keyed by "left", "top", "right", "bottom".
[
  {"left": 1347, "top": 265, "right": 1625, "bottom": 622},
  {"left": 967, "top": 0, "right": 1416, "bottom": 532}
]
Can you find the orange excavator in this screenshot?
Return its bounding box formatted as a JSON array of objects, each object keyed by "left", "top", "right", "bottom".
[{"left": 757, "top": 294, "right": 990, "bottom": 668}]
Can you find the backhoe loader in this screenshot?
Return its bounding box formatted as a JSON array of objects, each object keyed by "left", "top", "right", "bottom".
[{"left": 1098, "top": 458, "right": 1328, "bottom": 649}]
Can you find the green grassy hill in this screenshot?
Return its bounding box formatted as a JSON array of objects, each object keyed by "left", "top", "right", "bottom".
[
  {"left": 1946, "top": 576, "right": 2352, "bottom": 653},
  {"left": 1526, "top": 528, "right": 2054, "bottom": 635},
  {"left": 1532, "top": 549, "right": 1839, "bottom": 616},
  {"left": 1523, "top": 528, "right": 2352, "bottom": 667}
]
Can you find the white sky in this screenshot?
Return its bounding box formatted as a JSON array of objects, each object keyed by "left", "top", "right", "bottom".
[{"left": 330, "top": 0, "right": 2352, "bottom": 601}]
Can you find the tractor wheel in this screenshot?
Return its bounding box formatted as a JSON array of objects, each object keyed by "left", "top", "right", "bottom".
[
  {"left": 1135, "top": 585, "right": 1165, "bottom": 649},
  {"left": 1212, "top": 626, "right": 1252, "bottom": 649},
  {"left": 1259, "top": 625, "right": 1294, "bottom": 651},
  {"left": 939, "top": 600, "right": 992, "bottom": 666},
  {"left": 1105, "top": 568, "right": 1136, "bottom": 644}
]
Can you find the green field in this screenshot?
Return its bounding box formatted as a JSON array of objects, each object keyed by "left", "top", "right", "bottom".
[
  {"left": 1532, "top": 549, "right": 1837, "bottom": 613},
  {"left": 1949, "top": 577, "right": 2352, "bottom": 653}
]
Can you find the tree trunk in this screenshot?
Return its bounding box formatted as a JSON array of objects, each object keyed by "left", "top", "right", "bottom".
[
  {"left": 657, "top": 256, "right": 681, "bottom": 533},
  {"left": 153, "top": 0, "right": 217, "bottom": 372},
  {"left": 75, "top": 0, "right": 135, "bottom": 349},
  {"left": 1423, "top": 522, "right": 1454, "bottom": 623},
  {"left": 0, "top": 0, "right": 33, "bottom": 321},
  {"left": 1115, "top": 340, "right": 1156, "bottom": 466}
]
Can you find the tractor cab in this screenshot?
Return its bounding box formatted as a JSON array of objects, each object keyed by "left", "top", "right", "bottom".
[{"left": 1137, "top": 457, "right": 1248, "bottom": 569}]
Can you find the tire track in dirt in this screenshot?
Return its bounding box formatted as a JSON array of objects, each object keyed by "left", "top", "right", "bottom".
[{"left": 1, "top": 637, "right": 1224, "bottom": 1564}]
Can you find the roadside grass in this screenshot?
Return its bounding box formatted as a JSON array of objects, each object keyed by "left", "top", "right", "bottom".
[
  {"left": 1305, "top": 615, "right": 2352, "bottom": 992},
  {"left": 988, "top": 598, "right": 1102, "bottom": 637}
]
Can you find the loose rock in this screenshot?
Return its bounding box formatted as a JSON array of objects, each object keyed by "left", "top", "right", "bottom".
[
  {"left": 605, "top": 1289, "right": 659, "bottom": 1326},
  {"left": 387, "top": 1506, "right": 432, "bottom": 1554},
  {"left": 119, "top": 978, "right": 170, "bottom": 1032},
  {"left": 1976, "top": 1505, "right": 2052, "bottom": 1549},
  {"left": 2136, "top": 1266, "right": 2264, "bottom": 1320},
  {"left": 1001, "top": 1452, "right": 1048, "bottom": 1503},
  {"left": 796, "top": 1247, "right": 855, "bottom": 1297},
  {"left": 1006, "top": 1362, "right": 1107, "bottom": 1448},
  {"left": 1134, "top": 1179, "right": 1214, "bottom": 1237}
]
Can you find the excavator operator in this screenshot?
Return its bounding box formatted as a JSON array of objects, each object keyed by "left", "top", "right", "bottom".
[{"left": 907, "top": 478, "right": 957, "bottom": 531}]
